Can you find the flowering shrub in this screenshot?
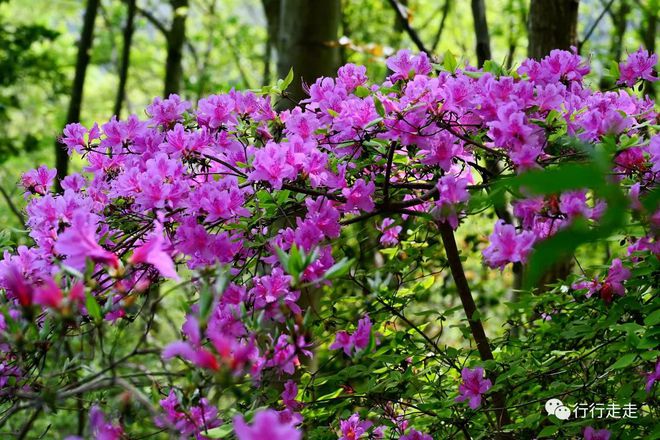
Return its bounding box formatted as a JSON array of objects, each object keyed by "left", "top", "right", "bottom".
[{"left": 0, "top": 47, "right": 659, "bottom": 438}]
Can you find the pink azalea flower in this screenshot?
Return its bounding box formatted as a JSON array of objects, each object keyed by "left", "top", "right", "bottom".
[
  {"left": 146, "top": 94, "right": 190, "bottom": 126},
  {"left": 601, "top": 258, "right": 630, "bottom": 301},
  {"left": 155, "top": 390, "right": 222, "bottom": 439},
  {"left": 89, "top": 405, "right": 123, "bottom": 440},
  {"left": 386, "top": 49, "right": 432, "bottom": 82},
  {"left": 583, "top": 427, "right": 611, "bottom": 440},
  {"left": 33, "top": 278, "right": 63, "bottom": 309},
  {"left": 60, "top": 122, "right": 88, "bottom": 154},
  {"left": 21, "top": 165, "right": 57, "bottom": 195},
  {"left": 0, "top": 262, "right": 33, "bottom": 307},
  {"left": 618, "top": 47, "right": 658, "bottom": 87},
  {"left": 54, "top": 212, "right": 119, "bottom": 271},
  {"left": 281, "top": 380, "right": 302, "bottom": 410},
  {"left": 162, "top": 340, "right": 219, "bottom": 371},
  {"left": 233, "top": 409, "right": 301, "bottom": 440},
  {"left": 197, "top": 94, "right": 237, "bottom": 129},
  {"left": 400, "top": 428, "right": 432, "bottom": 440},
  {"left": 352, "top": 316, "right": 372, "bottom": 351},
  {"left": 482, "top": 220, "right": 536, "bottom": 269},
  {"left": 329, "top": 331, "right": 353, "bottom": 355},
  {"left": 435, "top": 174, "right": 470, "bottom": 229},
  {"left": 377, "top": 218, "right": 402, "bottom": 246},
  {"left": 249, "top": 142, "right": 297, "bottom": 189},
  {"left": 329, "top": 315, "right": 374, "bottom": 356},
  {"left": 338, "top": 413, "right": 372, "bottom": 440},
  {"left": 129, "top": 222, "right": 179, "bottom": 280},
  {"left": 455, "top": 367, "right": 492, "bottom": 409},
  {"left": 341, "top": 179, "right": 376, "bottom": 213},
  {"left": 645, "top": 359, "right": 660, "bottom": 392}
]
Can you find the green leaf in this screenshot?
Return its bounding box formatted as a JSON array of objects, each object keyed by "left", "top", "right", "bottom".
[
  {"left": 85, "top": 291, "right": 102, "bottom": 322},
  {"left": 443, "top": 50, "right": 457, "bottom": 73},
  {"left": 609, "top": 353, "right": 636, "bottom": 370},
  {"left": 373, "top": 97, "right": 385, "bottom": 118},
  {"left": 483, "top": 60, "right": 504, "bottom": 76},
  {"left": 538, "top": 426, "right": 559, "bottom": 437},
  {"left": 645, "top": 309, "right": 660, "bottom": 327},
  {"left": 203, "top": 424, "right": 234, "bottom": 439},
  {"left": 499, "top": 162, "right": 604, "bottom": 197},
  {"left": 281, "top": 67, "right": 294, "bottom": 90},
  {"left": 641, "top": 186, "right": 660, "bottom": 213},
  {"left": 275, "top": 246, "right": 290, "bottom": 272},
  {"left": 355, "top": 85, "right": 370, "bottom": 98},
  {"left": 323, "top": 257, "right": 354, "bottom": 280}
]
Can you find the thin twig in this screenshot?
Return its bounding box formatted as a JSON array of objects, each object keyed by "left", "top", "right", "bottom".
[
  {"left": 386, "top": 0, "right": 431, "bottom": 55},
  {"left": 580, "top": 0, "right": 616, "bottom": 50},
  {"left": 0, "top": 185, "right": 25, "bottom": 226}
]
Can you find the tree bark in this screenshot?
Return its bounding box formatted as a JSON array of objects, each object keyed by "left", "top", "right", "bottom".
[
  {"left": 438, "top": 222, "right": 513, "bottom": 435},
  {"left": 641, "top": 0, "right": 658, "bottom": 98},
  {"left": 164, "top": 0, "right": 188, "bottom": 96},
  {"left": 610, "top": 0, "right": 630, "bottom": 62},
  {"left": 471, "top": 0, "right": 492, "bottom": 67},
  {"left": 527, "top": 0, "right": 579, "bottom": 59},
  {"left": 261, "top": 0, "right": 280, "bottom": 86},
  {"left": 55, "top": 0, "right": 100, "bottom": 190},
  {"left": 526, "top": 0, "right": 580, "bottom": 290},
  {"left": 114, "top": 0, "right": 136, "bottom": 118},
  {"left": 276, "top": 0, "right": 341, "bottom": 107}
]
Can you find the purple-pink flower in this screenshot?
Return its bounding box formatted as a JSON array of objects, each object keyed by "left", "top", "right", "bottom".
[
  {"left": 583, "top": 427, "right": 611, "bottom": 440},
  {"left": 21, "top": 165, "right": 57, "bottom": 196},
  {"left": 400, "top": 428, "right": 432, "bottom": 440},
  {"left": 377, "top": 218, "right": 402, "bottom": 246},
  {"left": 482, "top": 220, "right": 536, "bottom": 269},
  {"left": 645, "top": 359, "right": 660, "bottom": 392},
  {"left": 129, "top": 222, "right": 179, "bottom": 280},
  {"left": 342, "top": 179, "right": 376, "bottom": 213},
  {"left": 155, "top": 390, "right": 222, "bottom": 439},
  {"left": 233, "top": 409, "right": 301, "bottom": 440},
  {"left": 88, "top": 405, "right": 123, "bottom": 440},
  {"left": 618, "top": 47, "right": 658, "bottom": 87},
  {"left": 338, "top": 413, "right": 372, "bottom": 440},
  {"left": 455, "top": 367, "right": 492, "bottom": 409},
  {"left": 54, "top": 211, "right": 119, "bottom": 271},
  {"left": 386, "top": 49, "right": 432, "bottom": 82},
  {"left": 330, "top": 315, "right": 374, "bottom": 356}
]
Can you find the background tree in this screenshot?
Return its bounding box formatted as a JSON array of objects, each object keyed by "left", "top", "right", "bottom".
[
  {"left": 471, "top": 0, "right": 491, "bottom": 67},
  {"left": 164, "top": 0, "right": 188, "bottom": 96},
  {"left": 113, "top": 0, "right": 136, "bottom": 117},
  {"left": 527, "top": 0, "right": 579, "bottom": 58},
  {"left": 276, "top": 0, "right": 341, "bottom": 106},
  {"left": 54, "top": 0, "right": 99, "bottom": 189}
]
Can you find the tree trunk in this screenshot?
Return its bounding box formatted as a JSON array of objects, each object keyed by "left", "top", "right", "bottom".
[
  {"left": 438, "top": 222, "right": 513, "bottom": 436},
  {"left": 611, "top": 0, "right": 630, "bottom": 63},
  {"left": 527, "top": 0, "right": 579, "bottom": 59},
  {"left": 471, "top": 0, "right": 492, "bottom": 67},
  {"left": 276, "top": 0, "right": 341, "bottom": 107},
  {"left": 164, "top": 0, "right": 188, "bottom": 96},
  {"left": 114, "top": 0, "right": 136, "bottom": 118},
  {"left": 261, "top": 0, "right": 280, "bottom": 86},
  {"left": 526, "top": 0, "right": 580, "bottom": 291},
  {"left": 55, "top": 0, "right": 100, "bottom": 191},
  {"left": 641, "top": 0, "right": 658, "bottom": 98}
]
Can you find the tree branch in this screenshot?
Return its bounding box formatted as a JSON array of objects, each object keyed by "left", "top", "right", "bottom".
[
  {"left": 0, "top": 184, "right": 25, "bottom": 226},
  {"left": 386, "top": 0, "right": 431, "bottom": 55},
  {"left": 579, "top": 0, "right": 616, "bottom": 51},
  {"left": 437, "top": 221, "right": 512, "bottom": 434}
]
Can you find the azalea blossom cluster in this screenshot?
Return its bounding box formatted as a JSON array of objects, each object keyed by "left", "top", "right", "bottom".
[{"left": 0, "top": 46, "right": 658, "bottom": 439}]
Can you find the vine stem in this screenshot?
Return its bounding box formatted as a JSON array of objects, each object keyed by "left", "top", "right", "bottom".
[{"left": 437, "top": 221, "right": 513, "bottom": 434}]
